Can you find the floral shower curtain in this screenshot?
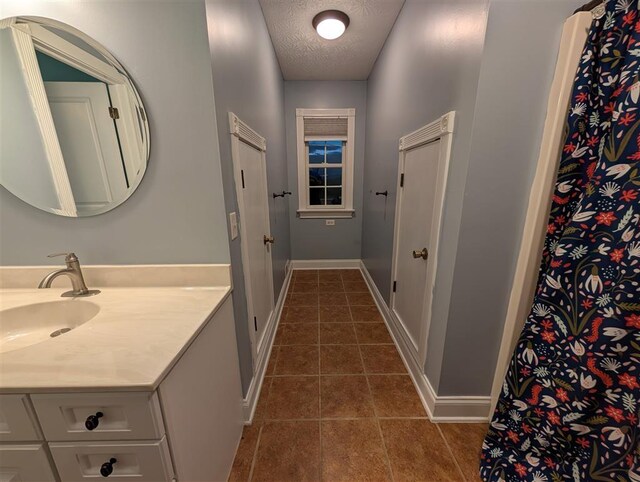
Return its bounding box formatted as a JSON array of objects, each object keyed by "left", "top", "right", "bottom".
[{"left": 481, "top": 1, "right": 640, "bottom": 480}]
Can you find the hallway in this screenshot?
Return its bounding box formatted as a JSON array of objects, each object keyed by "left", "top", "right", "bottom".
[{"left": 229, "top": 269, "right": 487, "bottom": 482}]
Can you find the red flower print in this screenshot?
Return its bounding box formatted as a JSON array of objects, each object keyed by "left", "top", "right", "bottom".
[
  {"left": 541, "top": 319, "right": 553, "bottom": 330},
  {"left": 610, "top": 248, "right": 624, "bottom": 262},
  {"left": 629, "top": 151, "right": 640, "bottom": 160},
  {"left": 623, "top": 11, "right": 637, "bottom": 26},
  {"left": 556, "top": 215, "right": 567, "bottom": 224},
  {"left": 563, "top": 142, "right": 577, "bottom": 154},
  {"left": 605, "top": 405, "right": 625, "bottom": 423},
  {"left": 507, "top": 430, "right": 520, "bottom": 443},
  {"left": 547, "top": 223, "right": 557, "bottom": 234},
  {"left": 556, "top": 388, "right": 570, "bottom": 403},
  {"left": 576, "top": 92, "right": 588, "bottom": 102},
  {"left": 619, "top": 112, "right": 637, "bottom": 126},
  {"left": 604, "top": 101, "right": 616, "bottom": 114},
  {"left": 587, "top": 136, "right": 599, "bottom": 147},
  {"left": 625, "top": 314, "right": 640, "bottom": 329},
  {"left": 577, "top": 437, "right": 590, "bottom": 448},
  {"left": 621, "top": 189, "right": 638, "bottom": 201},
  {"left": 544, "top": 457, "right": 556, "bottom": 469},
  {"left": 629, "top": 413, "right": 638, "bottom": 424},
  {"left": 521, "top": 423, "right": 532, "bottom": 434},
  {"left": 515, "top": 463, "right": 527, "bottom": 478},
  {"left": 613, "top": 85, "right": 625, "bottom": 98},
  {"left": 548, "top": 411, "right": 561, "bottom": 425},
  {"left": 551, "top": 259, "right": 562, "bottom": 268},
  {"left": 595, "top": 211, "right": 617, "bottom": 225},
  {"left": 619, "top": 373, "right": 639, "bottom": 389},
  {"left": 542, "top": 331, "right": 556, "bottom": 343}
]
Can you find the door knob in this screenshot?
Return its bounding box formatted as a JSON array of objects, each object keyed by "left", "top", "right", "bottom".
[
  {"left": 263, "top": 235, "right": 275, "bottom": 245},
  {"left": 85, "top": 411, "right": 104, "bottom": 430},
  {"left": 100, "top": 458, "right": 117, "bottom": 477},
  {"left": 412, "top": 248, "right": 428, "bottom": 260}
]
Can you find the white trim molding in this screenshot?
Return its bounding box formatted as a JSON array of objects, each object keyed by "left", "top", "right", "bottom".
[
  {"left": 242, "top": 262, "right": 292, "bottom": 422},
  {"left": 360, "top": 261, "right": 491, "bottom": 422},
  {"left": 295, "top": 108, "right": 355, "bottom": 219},
  {"left": 289, "top": 259, "right": 361, "bottom": 269},
  {"left": 229, "top": 112, "right": 267, "bottom": 152}
]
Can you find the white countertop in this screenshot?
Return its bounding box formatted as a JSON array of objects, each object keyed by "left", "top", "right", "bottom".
[{"left": 0, "top": 286, "right": 231, "bottom": 393}]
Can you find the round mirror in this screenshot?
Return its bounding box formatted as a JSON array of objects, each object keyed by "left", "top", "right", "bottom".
[{"left": 0, "top": 16, "right": 150, "bottom": 217}]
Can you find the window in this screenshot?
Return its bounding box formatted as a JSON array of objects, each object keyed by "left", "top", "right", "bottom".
[{"left": 296, "top": 108, "right": 355, "bottom": 218}]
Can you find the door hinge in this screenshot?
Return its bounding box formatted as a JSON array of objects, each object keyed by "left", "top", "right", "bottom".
[
  {"left": 108, "top": 107, "right": 119, "bottom": 120},
  {"left": 400, "top": 173, "right": 404, "bottom": 188},
  {"left": 254, "top": 316, "right": 257, "bottom": 331},
  {"left": 241, "top": 170, "right": 245, "bottom": 189},
  {"left": 393, "top": 281, "right": 397, "bottom": 293}
]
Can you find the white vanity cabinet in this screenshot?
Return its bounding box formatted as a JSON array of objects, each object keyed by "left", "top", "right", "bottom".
[{"left": 0, "top": 297, "right": 244, "bottom": 482}]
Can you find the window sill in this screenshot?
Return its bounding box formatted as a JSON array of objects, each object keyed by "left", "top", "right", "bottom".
[{"left": 297, "top": 209, "right": 355, "bottom": 219}]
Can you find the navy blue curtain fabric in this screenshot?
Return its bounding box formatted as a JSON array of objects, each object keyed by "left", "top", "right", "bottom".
[{"left": 481, "top": 2, "right": 640, "bottom": 480}]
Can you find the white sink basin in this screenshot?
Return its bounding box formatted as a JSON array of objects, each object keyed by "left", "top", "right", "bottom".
[{"left": 0, "top": 300, "right": 100, "bottom": 354}]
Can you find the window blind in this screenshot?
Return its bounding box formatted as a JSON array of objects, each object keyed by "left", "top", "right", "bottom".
[{"left": 303, "top": 117, "right": 348, "bottom": 139}]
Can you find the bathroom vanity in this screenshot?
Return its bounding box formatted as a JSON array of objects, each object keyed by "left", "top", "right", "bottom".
[{"left": 0, "top": 265, "right": 243, "bottom": 482}]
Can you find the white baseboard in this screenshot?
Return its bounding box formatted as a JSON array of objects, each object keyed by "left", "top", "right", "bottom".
[
  {"left": 289, "top": 259, "right": 361, "bottom": 269},
  {"left": 359, "top": 261, "right": 491, "bottom": 422},
  {"left": 242, "top": 261, "right": 292, "bottom": 423}
]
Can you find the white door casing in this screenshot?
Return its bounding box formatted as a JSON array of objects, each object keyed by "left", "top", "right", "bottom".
[
  {"left": 229, "top": 113, "right": 275, "bottom": 364},
  {"left": 390, "top": 112, "right": 455, "bottom": 368},
  {"left": 45, "top": 81, "right": 127, "bottom": 212}
]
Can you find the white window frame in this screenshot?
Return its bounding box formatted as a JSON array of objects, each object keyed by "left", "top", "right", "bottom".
[{"left": 296, "top": 108, "right": 355, "bottom": 219}]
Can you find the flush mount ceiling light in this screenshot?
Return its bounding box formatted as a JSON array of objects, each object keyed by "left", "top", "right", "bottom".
[{"left": 312, "top": 10, "right": 350, "bottom": 40}]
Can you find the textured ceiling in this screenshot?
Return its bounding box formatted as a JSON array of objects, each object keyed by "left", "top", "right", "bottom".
[{"left": 259, "top": 0, "right": 405, "bottom": 80}]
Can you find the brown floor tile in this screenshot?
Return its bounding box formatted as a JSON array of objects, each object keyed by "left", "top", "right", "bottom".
[
  {"left": 367, "top": 375, "right": 425, "bottom": 417},
  {"left": 320, "top": 323, "right": 357, "bottom": 345},
  {"left": 439, "top": 423, "right": 488, "bottom": 482},
  {"left": 350, "top": 305, "right": 383, "bottom": 322},
  {"left": 282, "top": 306, "right": 319, "bottom": 323},
  {"left": 228, "top": 424, "right": 261, "bottom": 482},
  {"left": 343, "top": 280, "right": 369, "bottom": 292},
  {"left": 320, "top": 345, "right": 364, "bottom": 374},
  {"left": 286, "top": 293, "right": 319, "bottom": 307},
  {"left": 318, "top": 281, "right": 344, "bottom": 292},
  {"left": 291, "top": 282, "right": 319, "bottom": 293},
  {"left": 320, "top": 305, "right": 352, "bottom": 323},
  {"left": 360, "top": 345, "right": 407, "bottom": 374},
  {"left": 265, "top": 347, "right": 279, "bottom": 375},
  {"left": 279, "top": 323, "right": 319, "bottom": 345},
  {"left": 293, "top": 270, "right": 319, "bottom": 283},
  {"left": 346, "top": 292, "right": 376, "bottom": 306},
  {"left": 341, "top": 270, "right": 364, "bottom": 281},
  {"left": 252, "top": 421, "right": 320, "bottom": 481},
  {"left": 320, "top": 375, "right": 375, "bottom": 418},
  {"left": 275, "top": 345, "right": 319, "bottom": 375},
  {"left": 319, "top": 292, "right": 348, "bottom": 305},
  {"left": 380, "top": 419, "right": 462, "bottom": 481},
  {"left": 321, "top": 419, "right": 391, "bottom": 482},
  {"left": 253, "top": 378, "right": 272, "bottom": 422},
  {"left": 265, "top": 376, "right": 319, "bottom": 420},
  {"left": 319, "top": 270, "right": 343, "bottom": 282},
  {"left": 274, "top": 324, "right": 285, "bottom": 346},
  {"left": 354, "top": 323, "right": 393, "bottom": 344}
]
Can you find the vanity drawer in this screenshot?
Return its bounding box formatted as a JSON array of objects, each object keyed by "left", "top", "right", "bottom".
[
  {"left": 0, "top": 394, "right": 42, "bottom": 441},
  {"left": 31, "top": 392, "right": 165, "bottom": 441},
  {"left": 49, "top": 437, "right": 174, "bottom": 482},
  {"left": 0, "top": 444, "right": 57, "bottom": 481}
]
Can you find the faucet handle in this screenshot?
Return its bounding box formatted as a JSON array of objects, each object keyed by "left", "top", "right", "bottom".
[{"left": 47, "top": 252, "right": 78, "bottom": 262}]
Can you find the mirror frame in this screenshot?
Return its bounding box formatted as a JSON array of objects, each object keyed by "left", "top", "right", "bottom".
[{"left": 0, "top": 16, "right": 150, "bottom": 217}]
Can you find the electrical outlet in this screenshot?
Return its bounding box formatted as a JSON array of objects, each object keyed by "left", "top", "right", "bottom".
[
  {"left": 326, "top": 219, "right": 335, "bottom": 226},
  {"left": 229, "top": 212, "right": 239, "bottom": 240}
]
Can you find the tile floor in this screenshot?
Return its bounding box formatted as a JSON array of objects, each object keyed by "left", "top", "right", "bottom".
[{"left": 229, "top": 269, "right": 487, "bottom": 482}]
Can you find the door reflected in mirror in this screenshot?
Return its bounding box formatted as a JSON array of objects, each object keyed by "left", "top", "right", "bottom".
[{"left": 0, "top": 16, "right": 150, "bottom": 217}]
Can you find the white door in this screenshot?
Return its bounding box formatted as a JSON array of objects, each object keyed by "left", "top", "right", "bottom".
[
  {"left": 230, "top": 114, "right": 274, "bottom": 361},
  {"left": 44, "top": 81, "right": 127, "bottom": 212},
  {"left": 390, "top": 113, "right": 455, "bottom": 363}
]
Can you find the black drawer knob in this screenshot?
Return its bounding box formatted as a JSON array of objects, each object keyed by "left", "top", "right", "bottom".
[
  {"left": 100, "top": 458, "right": 117, "bottom": 477},
  {"left": 85, "top": 411, "right": 104, "bottom": 431}
]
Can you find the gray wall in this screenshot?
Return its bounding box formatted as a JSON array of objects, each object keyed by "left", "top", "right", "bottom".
[
  {"left": 362, "top": 0, "right": 583, "bottom": 397},
  {"left": 0, "top": 0, "right": 230, "bottom": 267},
  {"left": 362, "top": 0, "right": 489, "bottom": 392},
  {"left": 206, "top": 0, "right": 290, "bottom": 395},
  {"left": 436, "top": 0, "right": 584, "bottom": 396},
  {"left": 284, "top": 81, "right": 366, "bottom": 260}
]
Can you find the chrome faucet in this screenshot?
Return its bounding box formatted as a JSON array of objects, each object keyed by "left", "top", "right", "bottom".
[{"left": 38, "top": 253, "right": 98, "bottom": 297}]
